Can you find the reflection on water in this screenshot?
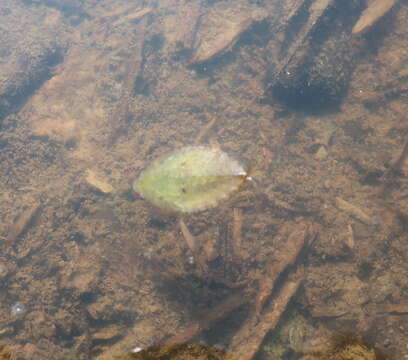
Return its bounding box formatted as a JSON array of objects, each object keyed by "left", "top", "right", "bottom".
[{"left": 0, "top": 0, "right": 406, "bottom": 359}]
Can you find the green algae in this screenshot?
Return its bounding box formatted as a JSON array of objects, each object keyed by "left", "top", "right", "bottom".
[{"left": 133, "top": 146, "right": 248, "bottom": 213}]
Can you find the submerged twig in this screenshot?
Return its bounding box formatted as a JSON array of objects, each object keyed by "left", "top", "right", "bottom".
[
  {"left": 194, "top": 117, "right": 221, "bottom": 144},
  {"left": 378, "top": 138, "right": 408, "bottom": 199},
  {"left": 179, "top": 218, "right": 207, "bottom": 274},
  {"left": 345, "top": 223, "right": 355, "bottom": 250},
  {"left": 179, "top": 218, "right": 197, "bottom": 254},
  {"left": 107, "top": 13, "right": 149, "bottom": 145},
  {"left": 165, "top": 290, "right": 248, "bottom": 345},
  {"left": 167, "top": 221, "right": 312, "bottom": 359},
  {"left": 229, "top": 271, "right": 303, "bottom": 360},
  {"left": 231, "top": 208, "right": 242, "bottom": 262},
  {"left": 180, "top": 2, "right": 202, "bottom": 50},
  {"left": 270, "top": 0, "right": 334, "bottom": 84},
  {"left": 384, "top": 138, "right": 408, "bottom": 177},
  {"left": 255, "top": 222, "right": 309, "bottom": 315},
  {"left": 335, "top": 197, "right": 374, "bottom": 225},
  {"left": 112, "top": 8, "right": 152, "bottom": 27}
]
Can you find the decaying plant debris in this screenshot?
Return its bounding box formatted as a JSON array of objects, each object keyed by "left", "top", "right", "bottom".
[
  {"left": 190, "top": 3, "right": 267, "bottom": 64},
  {"left": 352, "top": 0, "right": 397, "bottom": 34},
  {"left": 162, "top": 221, "right": 314, "bottom": 351},
  {"left": 0, "top": 0, "right": 407, "bottom": 359},
  {"left": 267, "top": 0, "right": 367, "bottom": 110}
]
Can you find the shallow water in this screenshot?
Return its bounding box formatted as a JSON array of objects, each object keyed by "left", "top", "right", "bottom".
[{"left": 0, "top": 0, "right": 407, "bottom": 359}]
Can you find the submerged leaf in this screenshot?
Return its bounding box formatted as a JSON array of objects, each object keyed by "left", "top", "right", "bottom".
[{"left": 133, "top": 146, "right": 248, "bottom": 213}]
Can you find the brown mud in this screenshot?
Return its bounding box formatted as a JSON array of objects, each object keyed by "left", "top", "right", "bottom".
[{"left": 0, "top": 0, "right": 407, "bottom": 359}]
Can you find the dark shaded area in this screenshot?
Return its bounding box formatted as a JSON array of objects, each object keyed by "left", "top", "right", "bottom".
[
  {"left": 237, "top": 18, "right": 272, "bottom": 49},
  {"left": 266, "top": 0, "right": 366, "bottom": 114},
  {"left": 363, "top": 4, "right": 398, "bottom": 56},
  {"left": 342, "top": 119, "right": 373, "bottom": 143},
  {"left": 0, "top": 47, "right": 65, "bottom": 129},
  {"left": 148, "top": 216, "right": 174, "bottom": 229},
  {"left": 278, "top": 0, "right": 314, "bottom": 57},
  {"left": 21, "top": 0, "right": 90, "bottom": 22},
  {"left": 133, "top": 75, "right": 150, "bottom": 96},
  {"left": 360, "top": 170, "right": 384, "bottom": 186},
  {"left": 145, "top": 33, "right": 166, "bottom": 53},
  {"left": 357, "top": 261, "right": 374, "bottom": 280},
  {"left": 155, "top": 273, "right": 234, "bottom": 314}
]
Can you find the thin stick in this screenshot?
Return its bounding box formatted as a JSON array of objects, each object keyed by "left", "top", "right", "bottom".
[
  {"left": 165, "top": 290, "right": 248, "bottom": 344},
  {"left": 379, "top": 138, "right": 408, "bottom": 196},
  {"left": 255, "top": 223, "right": 308, "bottom": 316},
  {"left": 194, "top": 117, "right": 221, "bottom": 144},
  {"left": 229, "top": 273, "right": 303, "bottom": 360},
  {"left": 232, "top": 208, "right": 242, "bottom": 261},
  {"left": 179, "top": 218, "right": 196, "bottom": 253},
  {"left": 179, "top": 218, "right": 207, "bottom": 273},
  {"left": 390, "top": 138, "right": 408, "bottom": 173}
]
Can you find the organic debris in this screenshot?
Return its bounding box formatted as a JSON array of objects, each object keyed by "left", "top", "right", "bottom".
[
  {"left": 352, "top": 0, "right": 397, "bottom": 34},
  {"left": 335, "top": 197, "right": 374, "bottom": 225},
  {"left": 85, "top": 169, "right": 114, "bottom": 194},
  {"left": 0, "top": 0, "right": 407, "bottom": 359},
  {"left": 133, "top": 146, "right": 249, "bottom": 213},
  {"left": 118, "top": 343, "right": 236, "bottom": 360},
  {"left": 229, "top": 272, "right": 303, "bottom": 360},
  {"left": 191, "top": 4, "right": 266, "bottom": 64},
  {"left": 163, "top": 221, "right": 314, "bottom": 360},
  {"left": 268, "top": 0, "right": 365, "bottom": 110},
  {"left": 0, "top": 344, "right": 14, "bottom": 360},
  {"left": 111, "top": 8, "right": 152, "bottom": 27},
  {"left": 299, "top": 332, "right": 392, "bottom": 360}
]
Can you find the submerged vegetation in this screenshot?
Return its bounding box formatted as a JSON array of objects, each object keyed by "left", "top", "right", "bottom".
[
  {"left": 0, "top": 345, "right": 14, "bottom": 360},
  {"left": 300, "top": 332, "right": 392, "bottom": 360},
  {"left": 115, "top": 344, "right": 235, "bottom": 360}
]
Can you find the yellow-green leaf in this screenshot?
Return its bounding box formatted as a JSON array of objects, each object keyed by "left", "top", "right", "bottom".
[{"left": 133, "top": 146, "right": 247, "bottom": 213}]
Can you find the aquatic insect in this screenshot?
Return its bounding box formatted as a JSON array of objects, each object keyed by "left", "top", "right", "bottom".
[{"left": 133, "top": 146, "right": 250, "bottom": 213}]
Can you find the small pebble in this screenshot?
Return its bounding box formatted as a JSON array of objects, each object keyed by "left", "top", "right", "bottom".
[{"left": 11, "top": 303, "right": 26, "bottom": 316}]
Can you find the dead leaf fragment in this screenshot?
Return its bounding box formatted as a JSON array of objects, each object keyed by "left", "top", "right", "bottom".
[
  {"left": 85, "top": 170, "right": 114, "bottom": 194},
  {"left": 192, "top": 6, "right": 266, "bottom": 64},
  {"left": 335, "top": 197, "right": 374, "bottom": 225}
]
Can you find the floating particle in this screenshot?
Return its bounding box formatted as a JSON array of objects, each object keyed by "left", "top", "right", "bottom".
[
  {"left": 11, "top": 303, "right": 26, "bottom": 316},
  {"left": 133, "top": 146, "right": 248, "bottom": 213},
  {"left": 131, "top": 347, "right": 143, "bottom": 354}
]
